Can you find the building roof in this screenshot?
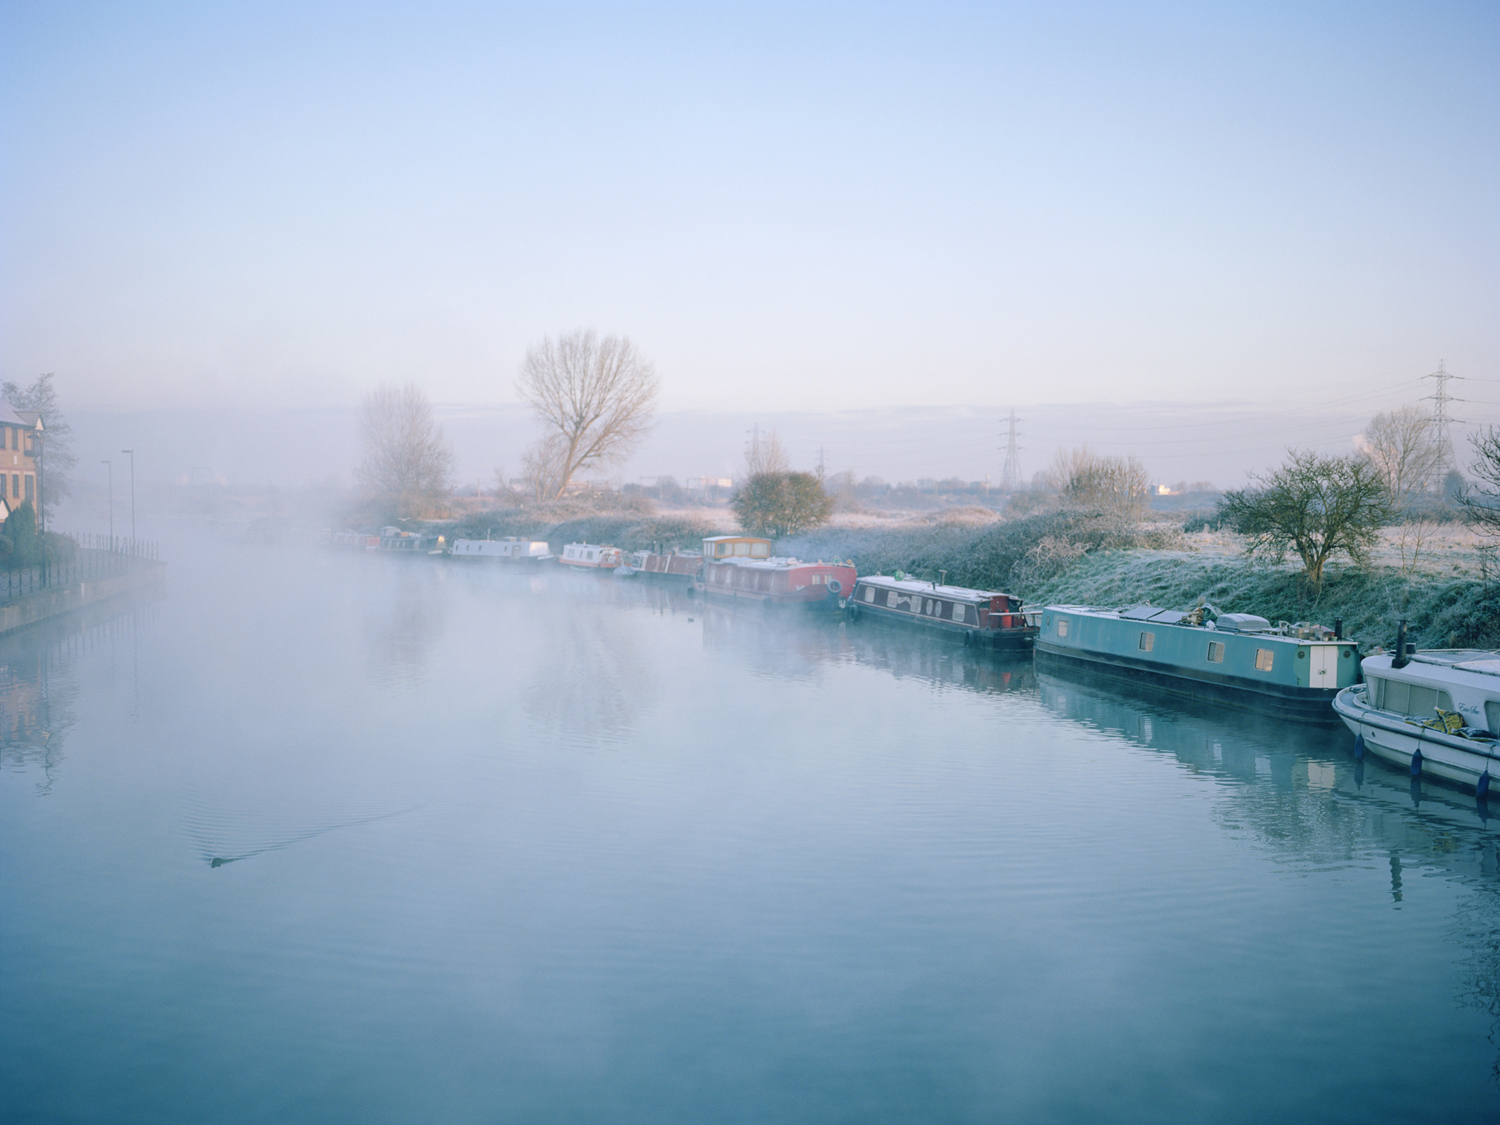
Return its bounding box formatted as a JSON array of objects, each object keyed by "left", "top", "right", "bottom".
[{"left": 0, "top": 400, "right": 41, "bottom": 430}]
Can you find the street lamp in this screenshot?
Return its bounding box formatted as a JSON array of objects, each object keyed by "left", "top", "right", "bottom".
[
  {"left": 32, "top": 427, "right": 44, "bottom": 584},
  {"left": 121, "top": 449, "right": 135, "bottom": 544},
  {"left": 103, "top": 460, "right": 113, "bottom": 544}
]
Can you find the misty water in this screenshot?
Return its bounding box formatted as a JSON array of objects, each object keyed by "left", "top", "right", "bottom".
[{"left": 3, "top": 538, "right": 1499, "bottom": 1124}]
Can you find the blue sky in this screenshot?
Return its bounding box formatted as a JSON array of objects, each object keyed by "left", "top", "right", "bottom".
[{"left": 2, "top": 1, "right": 1496, "bottom": 435}]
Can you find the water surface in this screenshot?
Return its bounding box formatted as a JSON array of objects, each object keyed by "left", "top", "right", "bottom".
[{"left": 3, "top": 537, "right": 1497, "bottom": 1123}]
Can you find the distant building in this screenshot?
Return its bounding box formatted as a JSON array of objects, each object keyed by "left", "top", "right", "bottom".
[{"left": 0, "top": 400, "right": 42, "bottom": 521}]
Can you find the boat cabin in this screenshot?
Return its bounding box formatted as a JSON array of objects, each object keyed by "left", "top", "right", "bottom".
[{"left": 702, "top": 536, "right": 772, "bottom": 560}]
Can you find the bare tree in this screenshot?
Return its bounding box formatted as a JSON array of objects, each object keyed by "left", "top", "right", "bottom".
[
  {"left": 519, "top": 436, "right": 568, "bottom": 501},
  {"left": 1046, "top": 446, "right": 1151, "bottom": 514},
  {"left": 516, "top": 330, "right": 660, "bottom": 499},
  {"left": 1358, "top": 405, "right": 1444, "bottom": 510},
  {"left": 1459, "top": 425, "right": 1500, "bottom": 543},
  {"left": 745, "top": 427, "right": 788, "bottom": 478},
  {"left": 356, "top": 383, "right": 454, "bottom": 516}
]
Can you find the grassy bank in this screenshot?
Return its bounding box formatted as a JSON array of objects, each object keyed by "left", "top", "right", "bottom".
[{"left": 1020, "top": 550, "right": 1500, "bottom": 652}]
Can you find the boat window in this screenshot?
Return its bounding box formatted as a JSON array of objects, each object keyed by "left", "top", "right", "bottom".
[
  {"left": 751, "top": 543, "right": 769, "bottom": 558},
  {"left": 952, "top": 604, "right": 967, "bottom": 622},
  {"left": 863, "top": 587, "right": 875, "bottom": 602},
  {"left": 1207, "top": 641, "right": 1224, "bottom": 663},
  {"left": 1254, "top": 649, "right": 1274, "bottom": 672},
  {"left": 1487, "top": 701, "right": 1499, "bottom": 737},
  {"left": 1057, "top": 619, "right": 1069, "bottom": 638},
  {"left": 1138, "top": 632, "right": 1155, "bottom": 652},
  {"left": 1380, "top": 679, "right": 1453, "bottom": 718}
]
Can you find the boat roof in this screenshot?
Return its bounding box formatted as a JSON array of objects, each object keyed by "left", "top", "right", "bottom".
[
  {"left": 857, "top": 575, "right": 1012, "bottom": 600},
  {"left": 712, "top": 556, "right": 841, "bottom": 570},
  {"left": 1046, "top": 603, "right": 1193, "bottom": 625},
  {"left": 1397, "top": 650, "right": 1500, "bottom": 677}
]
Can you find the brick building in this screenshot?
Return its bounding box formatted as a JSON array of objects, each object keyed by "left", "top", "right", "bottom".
[{"left": 0, "top": 401, "right": 43, "bottom": 521}]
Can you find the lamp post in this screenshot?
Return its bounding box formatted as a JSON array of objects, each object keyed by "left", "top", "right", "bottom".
[
  {"left": 121, "top": 449, "right": 135, "bottom": 546},
  {"left": 103, "top": 460, "right": 113, "bottom": 544},
  {"left": 32, "top": 427, "right": 44, "bottom": 585}
]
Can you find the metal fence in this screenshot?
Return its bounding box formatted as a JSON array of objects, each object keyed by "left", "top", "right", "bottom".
[{"left": 1, "top": 533, "right": 161, "bottom": 606}]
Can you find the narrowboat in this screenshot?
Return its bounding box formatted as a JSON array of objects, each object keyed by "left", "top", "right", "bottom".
[
  {"left": 377, "top": 526, "right": 444, "bottom": 553},
  {"left": 849, "top": 574, "right": 1039, "bottom": 649},
  {"left": 330, "top": 531, "right": 379, "bottom": 549},
  {"left": 1333, "top": 630, "right": 1500, "bottom": 793},
  {"left": 693, "top": 536, "right": 855, "bottom": 610},
  {"left": 1034, "top": 604, "right": 1359, "bottom": 719},
  {"left": 448, "top": 537, "right": 552, "bottom": 562},
  {"left": 559, "top": 543, "right": 624, "bottom": 570},
  {"left": 636, "top": 548, "right": 704, "bottom": 582}
]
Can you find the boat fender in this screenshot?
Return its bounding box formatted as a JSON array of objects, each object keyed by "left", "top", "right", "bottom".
[
  {"left": 1410, "top": 748, "right": 1423, "bottom": 779},
  {"left": 1479, "top": 773, "right": 1492, "bottom": 800},
  {"left": 1353, "top": 735, "right": 1365, "bottom": 761},
  {"left": 963, "top": 630, "right": 974, "bottom": 647}
]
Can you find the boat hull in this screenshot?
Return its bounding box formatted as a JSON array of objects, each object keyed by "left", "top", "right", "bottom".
[
  {"left": 695, "top": 559, "right": 856, "bottom": 610},
  {"left": 1034, "top": 644, "right": 1344, "bottom": 720},
  {"left": 1334, "top": 686, "right": 1500, "bottom": 793}
]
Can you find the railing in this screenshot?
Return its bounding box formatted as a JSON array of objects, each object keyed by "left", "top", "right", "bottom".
[{"left": 1, "top": 533, "right": 162, "bottom": 606}]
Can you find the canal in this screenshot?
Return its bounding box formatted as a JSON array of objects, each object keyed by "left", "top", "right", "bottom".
[{"left": 2, "top": 536, "right": 1497, "bottom": 1123}]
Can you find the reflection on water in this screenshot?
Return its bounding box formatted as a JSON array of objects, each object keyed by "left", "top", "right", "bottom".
[
  {"left": 1039, "top": 661, "right": 1500, "bottom": 1084},
  {"left": 6, "top": 544, "right": 1500, "bottom": 1123},
  {"left": 361, "top": 556, "right": 449, "bottom": 690},
  {"left": 0, "top": 598, "right": 153, "bottom": 795},
  {"left": 520, "top": 573, "right": 663, "bottom": 748}
]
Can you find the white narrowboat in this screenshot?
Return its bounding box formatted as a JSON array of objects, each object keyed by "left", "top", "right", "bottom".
[
  {"left": 559, "top": 543, "right": 624, "bottom": 570},
  {"left": 448, "top": 537, "right": 552, "bottom": 562}
]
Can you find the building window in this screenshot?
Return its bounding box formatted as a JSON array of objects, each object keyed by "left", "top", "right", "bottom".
[
  {"left": 1207, "top": 641, "right": 1224, "bottom": 663},
  {"left": 1138, "top": 632, "right": 1155, "bottom": 652},
  {"left": 1254, "top": 648, "right": 1274, "bottom": 671},
  {"left": 9, "top": 474, "right": 15, "bottom": 498}
]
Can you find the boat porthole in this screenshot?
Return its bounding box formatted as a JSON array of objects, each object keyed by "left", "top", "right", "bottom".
[{"left": 1410, "top": 749, "right": 1423, "bottom": 779}]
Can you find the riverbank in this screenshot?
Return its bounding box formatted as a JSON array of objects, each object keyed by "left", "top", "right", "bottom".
[{"left": 0, "top": 560, "right": 166, "bottom": 638}]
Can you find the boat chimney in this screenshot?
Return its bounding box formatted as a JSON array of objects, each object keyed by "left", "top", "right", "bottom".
[
  {"left": 938, "top": 570, "right": 946, "bottom": 589},
  {"left": 1393, "top": 620, "right": 1409, "bottom": 669},
  {"left": 1334, "top": 618, "right": 1343, "bottom": 640}
]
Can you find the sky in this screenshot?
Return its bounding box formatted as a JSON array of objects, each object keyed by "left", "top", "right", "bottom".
[{"left": 2, "top": 1, "right": 1497, "bottom": 492}]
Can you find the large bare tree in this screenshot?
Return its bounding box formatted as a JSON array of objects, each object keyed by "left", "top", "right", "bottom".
[
  {"left": 516, "top": 330, "right": 659, "bottom": 499},
  {"left": 356, "top": 383, "right": 454, "bottom": 516},
  {"left": 1359, "top": 405, "right": 1444, "bottom": 510}
]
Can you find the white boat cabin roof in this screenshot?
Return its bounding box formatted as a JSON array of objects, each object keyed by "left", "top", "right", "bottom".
[{"left": 1380, "top": 650, "right": 1500, "bottom": 678}]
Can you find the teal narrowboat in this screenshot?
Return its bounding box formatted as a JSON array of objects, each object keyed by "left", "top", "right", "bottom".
[{"left": 1034, "top": 604, "right": 1360, "bottom": 720}]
